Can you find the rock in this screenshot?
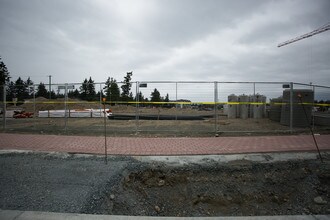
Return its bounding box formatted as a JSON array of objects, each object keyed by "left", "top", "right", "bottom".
[
  {"left": 124, "top": 175, "right": 130, "bottom": 183},
  {"left": 110, "top": 194, "right": 115, "bottom": 200},
  {"left": 158, "top": 179, "right": 165, "bottom": 186},
  {"left": 303, "top": 208, "right": 310, "bottom": 214},
  {"left": 314, "top": 196, "right": 327, "bottom": 205},
  {"left": 154, "top": 205, "right": 161, "bottom": 212}
]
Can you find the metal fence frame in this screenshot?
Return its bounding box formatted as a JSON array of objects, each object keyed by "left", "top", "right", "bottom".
[{"left": 1, "top": 81, "right": 330, "bottom": 135}]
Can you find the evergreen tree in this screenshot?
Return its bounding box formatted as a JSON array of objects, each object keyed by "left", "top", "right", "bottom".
[
  {"left": 136, "top": 91, "right": 146, "bottom": 106},
  {"left": 25, "top": 77, "right": 34, "bottom": 99},
  {"left": 150, "top": 88, "right": 161, "bottom": 102},
  {"left": 49, "top": 90, "right": 57, "bottom": 99},
  {"left": 6, "top": 81, "right": 15, "bottom": 101},
  {"left": 14, "top": 77, "right": 28, "bottom": 101},
  {"left": 96, "top": 91, "right": 103, "bottom": 100},
  {"left": 68, "top": 89, "right": 80, "bottom": 99},
  {"left": 135, "top": 91, "right": 144, "bottom": 101},
  {"left": 104, "top": 77, "right": 111, "bottom": 99},
  {"left": 36, "top": 82, "right": 48, "bottom": 98},
  {"left": 129, "top": 92, "right": 134, "bottom": 101},
  {"left": 104, "top": 77, "right": 120, "bottom": 104},
  {"left": 164, "top": 93, "right": 169, "bottom": 102},
  {"left": 5, "top": 77, "right": 31, "bottom": 102},
  {"left": 87, "top": 77, "right": 96, "bottom": 101},
  {"left": 80, "top": 77, "right": 96, "bottom": 101},
  {"left": 0, "top": 57, "right": 11, "bottom": 101},
  {"left": 120, "top": 71, "right": 133, "bottom": 101},
  {"left": 0, "top": 57, "right": 10, "bottom": 85},
  {"left": 110, "top": 79, "right": 120, "bottom": 102},
  {"left": 80, "top": 78, "right": 88, "bottom": 100}
]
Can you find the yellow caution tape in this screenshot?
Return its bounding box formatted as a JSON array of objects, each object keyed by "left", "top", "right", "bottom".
[{"left": 1, "top": 101, "right": 330, "bottom": 107}]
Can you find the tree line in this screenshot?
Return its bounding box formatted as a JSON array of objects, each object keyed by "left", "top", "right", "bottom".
[{"left": 0, "top": 57, "right": 169, "bottom": 104}]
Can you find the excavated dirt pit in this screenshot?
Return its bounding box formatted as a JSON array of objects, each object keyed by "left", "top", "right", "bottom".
[{"left": 95, "top": 158, "right": 330, "bottom": 216}]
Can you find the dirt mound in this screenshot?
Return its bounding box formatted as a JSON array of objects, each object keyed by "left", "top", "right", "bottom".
[
  {"left": 20, "top": 98, "right": 101, "bottom": 112},
  {"left": 93, "top": 159, "right": 330, "bottom": 216}
]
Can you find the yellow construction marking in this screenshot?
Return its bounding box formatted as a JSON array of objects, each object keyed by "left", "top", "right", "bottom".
[
  {"left": 316, "top": 103, "right": 330, "bottom": 106},
  {"left": 1, "top": 101, "right": 330, "bottom": 107}
]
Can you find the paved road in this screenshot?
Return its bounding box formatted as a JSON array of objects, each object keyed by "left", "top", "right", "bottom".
[{"left": 0, "top": 133, "right": 329, "bottom": 155}]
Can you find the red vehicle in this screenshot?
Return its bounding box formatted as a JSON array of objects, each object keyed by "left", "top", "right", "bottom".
[{"left": 13, "top": 111, "right": 34, "bottom": 119}]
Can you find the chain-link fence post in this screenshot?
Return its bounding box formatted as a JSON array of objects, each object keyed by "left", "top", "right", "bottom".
[
  {"left": 33, "top": 84, "right": 36, "bottom": 130},
  {"left": 99, "top": 83, "right": 102, "bottom": 113},
  {"left": 290, "top": 82, "right": 293, "bottom": 133},
  {"left": 175, "top": 82, "right": 178, "bottom": 121},
  {"left": 64, "top": 83, "right": 68, "bottom": 133},
  {"left": 312, "top": 85, "right": 315, "bottom": 131},
  {"left": 135, "top": 81, "right": 139, "bottom": 134},
  {"left": 214, "top": 81, "right": 218, "bottom": 134},
  {"left": 2, "top": 85, "right": 6, "bottom": 130}
]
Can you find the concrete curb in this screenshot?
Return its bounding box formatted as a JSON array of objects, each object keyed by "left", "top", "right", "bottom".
[
  {"left": 0, "top": 150, "right": 326, "bottom": 164},
  {"left": 0, "top": 210, "right": 329, "bottom": 220}
]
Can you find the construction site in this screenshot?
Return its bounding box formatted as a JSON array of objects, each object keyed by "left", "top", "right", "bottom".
[
  {"left": 1, "top": 80, "right": 330, "bottom": 219},
  {"left": 1, "top": 4, "right": 330, "bottom": 220}
]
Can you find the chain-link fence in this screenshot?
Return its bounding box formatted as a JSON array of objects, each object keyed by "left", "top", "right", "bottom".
[{"left": 1, "top": 82, "right": 329, "bottom": 136}]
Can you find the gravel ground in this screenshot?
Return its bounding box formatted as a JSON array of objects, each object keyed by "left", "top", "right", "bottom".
[
  {"left": 0, "top": 152, "right": 329, "bottom": 216},
  {"left": 0, "top": 152, "right": 132, "bottom": 213}
]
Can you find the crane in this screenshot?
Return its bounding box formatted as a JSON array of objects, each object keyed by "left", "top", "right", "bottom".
[
  {"left": 277, "top": 22, "right": 330, "bottom": 162},
  {"left": 278, "top": 22, "right": 330, "bottom": 47}
]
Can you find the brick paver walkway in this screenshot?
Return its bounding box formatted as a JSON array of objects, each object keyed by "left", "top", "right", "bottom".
[{"left": 0, "top": 133, "right": 329, "bottom": 156}]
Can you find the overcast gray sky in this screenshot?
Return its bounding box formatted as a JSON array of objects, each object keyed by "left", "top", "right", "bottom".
[{"left": 0, "top": 0, "right": 329, "bottom": 88}]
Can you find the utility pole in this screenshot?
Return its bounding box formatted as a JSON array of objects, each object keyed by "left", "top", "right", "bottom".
[{"left": 48, "top": 75, "right": 52, "bottom": 99}]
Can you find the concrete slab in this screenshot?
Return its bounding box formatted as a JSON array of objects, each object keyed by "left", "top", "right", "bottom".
[
  {"left": 0, "top": 150, "right": 326, "bottom": 165},
  {"left": 132, "top": 151, "right": 325, "bottom": 165},
  {"left": 0, "top": 209, "right": 24, "bottom": 220},
  {"left": 0, "top": 210, "right": 329, "bottom": 220}
]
